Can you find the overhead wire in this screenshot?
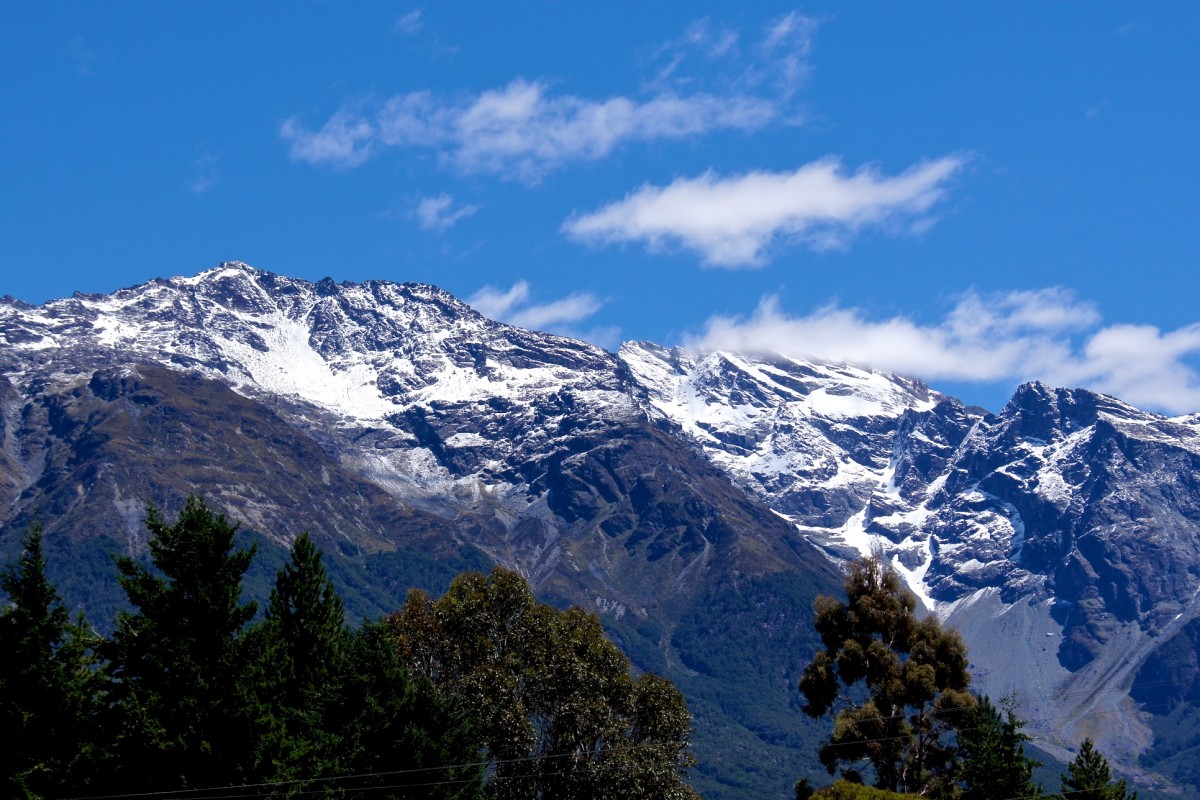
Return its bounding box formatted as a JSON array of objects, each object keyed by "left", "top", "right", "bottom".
[
  {"left": 60, "top": 737, "right": 689, "bottom": 800},
  {"left": 60, "top": 652, "right": 1191, "bottom": 798},
  {"left": 59, "top": 685, "right": 1173, "bottom": 800},
  {"left": 725, "top": 674, "right": 1187, "bottom": 739}
]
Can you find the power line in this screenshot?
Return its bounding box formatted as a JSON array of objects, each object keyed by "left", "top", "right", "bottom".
[
  {"left": 60, "top": 738, "right": 690, "bottom": 800},
  {"left": 60, "top": 662, "right": 1192, "bottom": 798},
  {"left": 58, "top": 696, "right": 1156, "bottom": 800},
  {"left": 730, "top": 675, "right": 1185, "bottom": 739}
]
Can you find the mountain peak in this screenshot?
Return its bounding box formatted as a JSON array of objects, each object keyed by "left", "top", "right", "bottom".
[{"left": 175, "top": 260, "right": 265, "bottom": 284}]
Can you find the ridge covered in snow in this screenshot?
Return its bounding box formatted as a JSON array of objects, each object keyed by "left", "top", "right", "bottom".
[
  {"left": 2, "top": 262, "right": 624, "bottom": 423},
  {"left": 5, "top": 262, "right": 1200, "bottom": 784}
]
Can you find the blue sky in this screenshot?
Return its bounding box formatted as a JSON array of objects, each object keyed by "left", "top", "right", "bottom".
[{"left": 4, "top": 3, "right": 1200, "bottom": 413}]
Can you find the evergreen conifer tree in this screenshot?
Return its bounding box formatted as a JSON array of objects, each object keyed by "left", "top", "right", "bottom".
[
  {"left": 956, "top": 694, "right": 1042, "bottom": 800},
  {"left": 260, "top": 532, "right": 351, "bottom": 781},
  {"left": 331, "top": 621, "right": 485, "bottom": 799},
  {"left": 0, "top": 529, "right": 104, "bottom": 798},
  {"left": 1059, "top": 738, "right": 1136, "bottom": 800},
  {"left": 239, "top": 532, "right": 483, "bottom": 798},
  {"left": 268, "top": 532, "right": 348, "bottom": 704},
  {"left": 103, "top": 497, "right": 259, "bottom": 792}
]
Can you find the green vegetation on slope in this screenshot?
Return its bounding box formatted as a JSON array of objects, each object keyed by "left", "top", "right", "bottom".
[
  {"left": 0, "top": 498, "right": 1152, "bottom": 800},
  {"left": 0, "top": 498, "right": 698, "bottom": 800}
]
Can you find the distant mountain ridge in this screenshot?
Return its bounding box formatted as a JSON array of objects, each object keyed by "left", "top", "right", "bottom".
[{"left": 3, "top": 262, "right": 1199, "bottom": 796}]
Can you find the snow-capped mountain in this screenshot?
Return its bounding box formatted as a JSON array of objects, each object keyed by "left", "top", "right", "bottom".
[
  {"left": 3, "top": 262, "right": 1199, "bottom": 795},
  {"left": 624, "top": 338, "right": 1200, "bottom": 631},
  {"left": 622, "top": 334, "right": 1200, "bottom": 780},
  {"left": 0, "top": 263, "right": 817, "bottom": 597},
  {"left": 0, "top": 263, "right": 845, "bottom": 799},
  {"left": 619, "top": 341, "right": 941, "bottom": 530}
]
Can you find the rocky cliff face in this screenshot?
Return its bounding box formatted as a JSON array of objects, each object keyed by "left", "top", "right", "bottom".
[{"left": 2, "top": 262, "right": 1198, "bottom": 795}]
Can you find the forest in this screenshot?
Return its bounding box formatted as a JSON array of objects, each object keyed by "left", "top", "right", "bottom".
[{"left": 1, "top": 497, "right": 1135, "bottom": 800}]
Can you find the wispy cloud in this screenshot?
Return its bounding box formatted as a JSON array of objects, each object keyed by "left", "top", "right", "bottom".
[
  {"left": 467, "top": 281, "right": 617, "bottom": 348},
  {"left": 646, "top": 11, "right": 820, "bottom": 101},
  {"left": 468, "top": 280, "right": 601, "bottom": 328},
  {"left": 759, "top": 11, "right": 822, "bottom": 98},
  {"left": 395, "top": 9, "right": 423, "bottom": 35},
  {"left": 1116, "top": 20, "right": 1151, "bottom": 36},
  {"left": 647, "top": 17, "right": 742, "bottom": 86},
  {"left": 189, "top": 152, "right": 220, "bottom": 195},
  {"left": 414, "top": 193, "right": 479, "bottom": 231},
  {"left": 467, "top": 282, "right": 530, "bottom": 321},
  {"left": 563, "top": 155, "right": 966, "bottom": 267},
  {"left": 282, "top": 79, "right": 777, "bottom": 182},
  {"left": 66, "top": 36, "right": 96, "bottom": 77},
  {"left": 281, "top": 13, "right": 815, "bottom": 182},
  {"left": 687, "top": 289, "right": 1200, "bottom": 414}
]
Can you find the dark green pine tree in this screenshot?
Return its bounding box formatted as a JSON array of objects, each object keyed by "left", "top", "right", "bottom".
[
  {"left": 103, "top": 497, "right": 260, "bottom": 793},
  {"left": 260, "top": 532, "right": 351, "bottom": 781},
  {"left": 0, "top": 529, "right": 105, "bottom": 799},
  {"left": 268, "top": 532, "right": 348, "bottom": 705},
  {"left": 331, "top": 621, "right": 484, "bottom": 800},
  {"left": 956, "top": 695, "right": 1042, "bottom": 800},
  {"left": 1059, "top": 738, "right": 1136, "bottom": 800}
]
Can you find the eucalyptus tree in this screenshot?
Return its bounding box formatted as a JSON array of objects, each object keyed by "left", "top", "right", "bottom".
[
  {"left": 799, "top": 553, "right": 974, "bottom": 793},
  {"left": 388, "top": 567, "right": 699, "bottom": 800}
]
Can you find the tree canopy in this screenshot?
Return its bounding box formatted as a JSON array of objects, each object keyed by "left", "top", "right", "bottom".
[
  {"left": 1059, "top": 738, "right": 1136, "bottom": 800},
  {"left": 102, "top": 497, "right": 262, "bottom": 790},
  {"left": 0, "top": 529, "right": 103, "bottom": 798},
  {"left": 2, "top": 513, "right": 698, "bottom": 797},
  {"left": 8, "top": 497, "right": 1154, "bottom": 800},
  {"left": 257, "top": 531, "right": 484, "bottom": 798},
  {"left": 798, "top": 553, "right": 974, "bottom": 794},
  {"left": 956, "top": 694, "right": 1042, "bottom": 800},
  {"left": 94, "top": 497, "right": 483, "bottom": 798},
  {"left": 387, "top": 566, "right": 699, "bottom": 800}
]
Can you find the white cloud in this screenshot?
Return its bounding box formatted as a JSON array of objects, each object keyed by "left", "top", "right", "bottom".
[
  {"left": 465, "top": 282, "right": 530, "bottom": 320},
  {"left": 395, "top": 10, "right": 423, "bottom": 35},
  {"left": 282, "top": 79, "right": 777, "bottom": 181},
  {"left": 1072, "top": 324, "right": 1200, "bottom": 412},
  {"left": 281, "top": 112, "right": 375, "bottom": 169},
  {"left": 414, "top": 193, "right": 479, "bottom": 231},
  {"left": 563, "top": 156, "right": 966, "bottom": 267},
  {"left": 506, "top": 293, "right": 604, "bottom": 331},
  {"left": 687, "top": 290, "right": 1200, "bottom": 414},
  {"left": 467, "top": 281, "right": 615, "bottom": 347}
]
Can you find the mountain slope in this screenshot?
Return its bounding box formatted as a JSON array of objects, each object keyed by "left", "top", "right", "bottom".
[
  {"left": 3, "top": 262, "right": 1199, "bottom": 795},
  {"left": 0, "top": 263, "right": 842, "bottom": 800}
]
